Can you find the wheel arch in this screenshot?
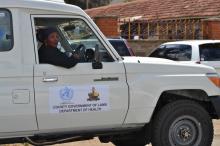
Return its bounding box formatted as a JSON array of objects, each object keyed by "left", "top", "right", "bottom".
[{"left": 151, "top": 89, "right": 218, "bottom": 121}]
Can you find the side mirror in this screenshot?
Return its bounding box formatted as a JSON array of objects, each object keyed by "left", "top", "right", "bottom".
[
  {"left": 94, "top": 45, "right": 101, "bottom": 63},
  {"left": 92, "top": 61, "right": 103, "bottom": 69},
  {"left": 85, "top": 48, "right": 95, "bottom": 61},
  {"left": 92, "top": 45, "right": 103, "bottom": 69}
]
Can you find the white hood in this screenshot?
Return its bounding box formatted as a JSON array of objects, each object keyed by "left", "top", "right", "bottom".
[
  {"left": 122, "top": 56, "right": 216, "bottom": 74},
  {"left": 123, "top": 57, "right": 201, "bottom": 66},
  {"left": 123, "top": 57, "right": 174, "bottom": 64},
  {"left": 123, "top": 56, "right": 212, "bottom": 67}
]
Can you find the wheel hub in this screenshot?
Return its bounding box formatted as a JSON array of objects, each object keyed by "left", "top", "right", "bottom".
[
  {"left": 169, "top": 116, "right": 202, "bottom": 146},
  {"left": 179, "top": 127, "right": 192, "bottom": 141}
]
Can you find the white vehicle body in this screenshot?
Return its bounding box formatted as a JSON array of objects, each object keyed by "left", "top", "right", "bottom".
[
  {"left": 40, "top": 0, "right": 65, "bottom": 3},
  {"left": 0, "top": 1, "right": 220, "bottom": 146}
]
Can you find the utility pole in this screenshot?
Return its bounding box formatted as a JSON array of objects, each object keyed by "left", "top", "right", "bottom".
[{"left": 86, "top": 0, "right": 89, "bottom": 9}]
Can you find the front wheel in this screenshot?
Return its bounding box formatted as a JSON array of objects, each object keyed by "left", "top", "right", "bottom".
[{"left": 152, "top": 100, "right": 213, "bottom": 146}]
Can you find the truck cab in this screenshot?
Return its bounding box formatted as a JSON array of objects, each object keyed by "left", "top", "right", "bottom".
[
  {"left": 0, "top": 0, "right": 129, "bottom": 133},
  {"left": 0, "top": 1, "right": 220, "bottom": 146}
]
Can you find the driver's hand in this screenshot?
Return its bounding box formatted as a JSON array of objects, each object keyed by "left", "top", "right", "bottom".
[
  {"left": 65, "top": 52, "right": 73, "bottom": 58},
  {"left": 73, "top": 54, "right": 80, "bottom": 60}
]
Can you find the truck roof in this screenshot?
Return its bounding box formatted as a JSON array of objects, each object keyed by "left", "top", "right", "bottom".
[
  {"left": 0, "top": 0, "right": 84, "bottom": 15},
  {"left": 163, "top": 40, "right": 220, "bottom": 46},
  {"left": 43, "top": 0, "right": 65, "bottom": 3}
]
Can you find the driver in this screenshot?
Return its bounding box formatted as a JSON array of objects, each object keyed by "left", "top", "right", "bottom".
[{"left": 38, "top": 27, "right": 79, "bottom": 68}]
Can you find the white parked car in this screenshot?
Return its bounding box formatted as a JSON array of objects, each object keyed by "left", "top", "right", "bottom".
[
  {"left": 0, "top": 1, "right": 220, "bottom": 146},
  {"left": 149, "top": 40, "right": 220, "bottom": 72}
]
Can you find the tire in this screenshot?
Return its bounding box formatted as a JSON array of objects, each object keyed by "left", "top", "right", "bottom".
[{"left": 151, "top": 100, "right": 213, "bottom": 146}]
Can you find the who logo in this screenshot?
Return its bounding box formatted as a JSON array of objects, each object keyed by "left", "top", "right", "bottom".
[{"left": 59, "top": 86, "right": 74, "bottom": 101}]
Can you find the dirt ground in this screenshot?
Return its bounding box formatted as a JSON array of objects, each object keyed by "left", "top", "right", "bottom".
[
  {"left": 56, "top": 137, "right": 220, "bottom": 146},
  {"left": 2, "top": 120, "right": 220, "bottom": 146},
  {"left": 56, "top": 120, "right": 220, "bottom": 146}
]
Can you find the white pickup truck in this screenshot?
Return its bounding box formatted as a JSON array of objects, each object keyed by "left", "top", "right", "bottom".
[{"left": 0, "top": 1, "right": 220, "bottom": 146}]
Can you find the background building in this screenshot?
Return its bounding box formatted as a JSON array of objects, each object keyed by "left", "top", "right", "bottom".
[{"left": 86, "top": 0, "right": 220, "bottom": 40}]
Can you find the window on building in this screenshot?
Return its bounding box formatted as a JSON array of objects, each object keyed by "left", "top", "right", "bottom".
[
  {"left": 200, "top": 43, "right": 220, "bottom": 61},
  {"left": 120, "top": 19, "right": 202, "bottom": 40},
  {"left": 0, "top": 9, "right": 13, "bottom": 51}
]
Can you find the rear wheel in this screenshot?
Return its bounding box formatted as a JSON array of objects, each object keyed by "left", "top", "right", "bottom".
[{"left": 152, "top": 100, "right": 213, "bottom": 146}]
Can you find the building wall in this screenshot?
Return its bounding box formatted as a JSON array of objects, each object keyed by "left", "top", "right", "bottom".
[
  {"left": 94, "top": 16, "right": 119, "bottom": 37},
  {"left": 203, "top": 19, "right": 220, "bottom": 39},
  {"left": 93, "top": 17, "right": 220, "bottom": 40}
]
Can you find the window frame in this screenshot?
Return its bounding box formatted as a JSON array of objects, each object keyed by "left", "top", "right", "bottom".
[
  {"left": 0, "top": 8, "right": 14, "bottom": 52},
  {"left": 31, "top": 15, "right": 117, "bottom": 64},
  {"left": 199, "top": 43, "right": 220, "bottom": 61}
]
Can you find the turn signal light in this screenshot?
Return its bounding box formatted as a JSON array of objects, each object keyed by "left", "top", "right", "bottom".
[{"left": 207, "top": 73, "right": 220, "bottom": 88}]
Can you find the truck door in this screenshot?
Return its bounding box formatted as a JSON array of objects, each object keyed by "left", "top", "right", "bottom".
[
  {"left": 32, "top": 16, "right": 128, "bottom": 131},
  {"left": 0, "top": 9, "right": 37, "bottom": 133}
]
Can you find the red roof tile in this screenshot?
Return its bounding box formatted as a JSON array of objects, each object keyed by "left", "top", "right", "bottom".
[{"left": 86, "top": 0, "right": 220, "bottom": 20}]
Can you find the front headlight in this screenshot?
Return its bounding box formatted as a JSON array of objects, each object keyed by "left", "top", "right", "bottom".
[{"left": 206, "top": 73, "right": 220, "bottom": 88}]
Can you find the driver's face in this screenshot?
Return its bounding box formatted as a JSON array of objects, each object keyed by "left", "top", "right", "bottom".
[{"left": 46, "top": 32, "right": 59, "bottom": 48}]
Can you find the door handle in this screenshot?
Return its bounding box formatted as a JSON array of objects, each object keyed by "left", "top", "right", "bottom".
[
  {"left": 43, "top": 77, "right": 58, "bottom": 82},
  {"left": 94, "top": 77, "right": 119, "bottom": 82}
]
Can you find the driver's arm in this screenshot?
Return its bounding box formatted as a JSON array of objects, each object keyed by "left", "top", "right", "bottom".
[{"left": 41, "top": 49, "right": 79, "bottom": 69}]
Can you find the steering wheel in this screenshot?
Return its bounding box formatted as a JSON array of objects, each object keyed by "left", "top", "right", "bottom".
[{"left": 73, "top": 44, "right": 87, "bottom": 62}]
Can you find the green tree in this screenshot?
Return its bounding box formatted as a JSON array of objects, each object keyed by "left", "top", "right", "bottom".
[
  {"left": 64, "top": 0, "right": 85, "bottom": 9},
  {"left": 65, "top": 0, "right": 112, "bottom": 9}
]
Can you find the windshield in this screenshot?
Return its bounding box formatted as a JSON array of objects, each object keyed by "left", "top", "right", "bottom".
[{"left": 58, "top": 20, "right": 95, "bottom": 40}]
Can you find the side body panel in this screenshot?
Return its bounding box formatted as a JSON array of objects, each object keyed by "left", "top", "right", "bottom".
[
  {"left": 124, "top": 61, "right": 220, "bottom": 124},
  {"left": 0, "top": 8, "right": 37, "bottom": 135},
  {"left": 34, "top": 63, "right": 128, "bottom": 132}
]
